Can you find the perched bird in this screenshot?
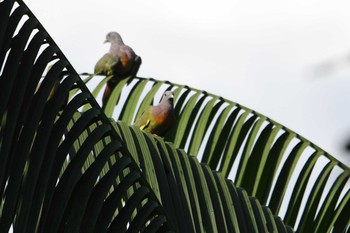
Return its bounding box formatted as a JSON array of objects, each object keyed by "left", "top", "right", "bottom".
[
  {"left": 94, "top": 31, "right": 142, "bottom": 107},
  {"left": 134, "top": 91, "right": 175, "bottom": 137}
]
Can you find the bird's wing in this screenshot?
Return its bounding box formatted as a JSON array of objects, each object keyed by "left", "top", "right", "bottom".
[
  {"left": 134, "top": 107, "right": 153, "bottom": 130},
  {"left": 140, "top": 119, "right": 151, "bottom": 131},
  {"left": 94, "top": 53, "right": 119, "bottom": 75}
]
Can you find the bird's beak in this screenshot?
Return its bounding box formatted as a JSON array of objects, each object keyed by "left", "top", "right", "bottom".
[{"left": 103, "top": 39, "right": 108, "bottom": 44}]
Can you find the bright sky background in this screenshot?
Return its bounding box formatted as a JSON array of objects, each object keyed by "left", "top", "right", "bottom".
[{"left": 27, "top": 0, "right": 350, "bottom": 166}]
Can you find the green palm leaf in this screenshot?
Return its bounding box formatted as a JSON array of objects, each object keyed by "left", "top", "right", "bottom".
[
  {"left": 110, "top": 120, "right": 295, "bottom": 233},
  {"left": 0, "top": 1, "right": 173, "bottom": 232},
  {"left": 2, "top": 0, "right": 350, "bottom": 232},
  {"left": 0, "top": 0, "right": 295, "bottom": 232},
  {"left": 85, "top": 60, "right": 350, "bottom": 232}
]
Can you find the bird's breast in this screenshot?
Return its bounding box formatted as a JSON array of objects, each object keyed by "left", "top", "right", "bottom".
[
  {"left": 155, "top": 110, "right": 174, "bottom": 126},
  {"left": 119, "top": 53, "right": 131, "bottom": 67}
]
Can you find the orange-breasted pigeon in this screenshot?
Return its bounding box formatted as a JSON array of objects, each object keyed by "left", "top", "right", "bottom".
[
  {"left": 94, "top": 31, "right": 141, "bottom": 107},
  {"left": 134, "top": 91, "right": 175, "bottom": 137}
]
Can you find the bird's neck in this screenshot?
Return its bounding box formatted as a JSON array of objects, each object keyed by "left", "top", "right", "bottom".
[
  {"left": 159, "top": 101, "right": 173, "bottom": 111},
  {"left": 109, "top": 39, "right": 124, "bottom": 53}
]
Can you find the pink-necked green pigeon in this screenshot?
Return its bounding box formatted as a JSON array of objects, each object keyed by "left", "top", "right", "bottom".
[
  {"left": 94, "top": 31, "right": 141, "bottom": 107},
  {"left": 134, "top": 91, "right": 175, "bottom": 137}
]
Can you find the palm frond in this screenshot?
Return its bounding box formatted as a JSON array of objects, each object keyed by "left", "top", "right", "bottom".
[
  {"left": 76, "top": 119, "right": 295, "bottom": 233},
  {"left": 86, "top": 74, "right": 350, "bottom": 232},
  {"left": 1, "top": 0, "right": 349, "bottom": 232},
  {"left": 0, "top": 1, "right": 174, "bottom": 232}
]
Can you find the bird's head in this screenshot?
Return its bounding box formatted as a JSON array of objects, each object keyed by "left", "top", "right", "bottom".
[
  {"left": 104, "top": 31, "right": 123, "bottom": 44},
  {"left": 161, "top": 91, "right": 174, "bottom": 105}
]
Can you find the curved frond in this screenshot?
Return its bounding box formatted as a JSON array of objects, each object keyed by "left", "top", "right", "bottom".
[
  {"left": 1, "top": 0, "right": 349, "bottom": 232},
  {"left": 86, "top": 75, "right": 350, "bottom": 232},
  {"left": 87, "top": 119, "right": 295, "bottom": 233},
  {"left": 0, "top": 1, "right": 174, "bottom": 232}
]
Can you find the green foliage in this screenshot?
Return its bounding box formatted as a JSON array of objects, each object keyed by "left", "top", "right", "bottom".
[
  {"left": 85, "top": 59, "right": 350, "bottom": 233},
  {"left": 0, "top": 0, "right": 349, "bottom": 232},
  {"left": 0, "top": 1, "right": 173, "bottom": 232}
]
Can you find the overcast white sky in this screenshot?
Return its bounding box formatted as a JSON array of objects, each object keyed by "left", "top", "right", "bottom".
[{"left": 27, "top": 0, "right": 350, "bottom": 166}]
